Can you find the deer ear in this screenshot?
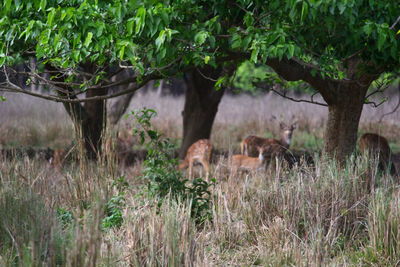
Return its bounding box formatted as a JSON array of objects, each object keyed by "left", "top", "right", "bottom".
[{"left": 291, "top": 122, "right": 298, "bottom": 130}]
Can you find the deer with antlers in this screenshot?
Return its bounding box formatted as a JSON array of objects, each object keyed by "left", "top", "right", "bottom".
[
  {"left": 241, "top": 116, "right": 297, "bottom": 158},
  {"left": 179, "top": 139, "right": 213, "bottom": 180}
]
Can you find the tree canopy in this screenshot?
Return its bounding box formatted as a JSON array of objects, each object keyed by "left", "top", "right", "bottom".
[{"left": 1, "top": 0, "right": 399, "bottom": 91}]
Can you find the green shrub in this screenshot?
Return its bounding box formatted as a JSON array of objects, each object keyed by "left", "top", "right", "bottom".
[
  {"left": 102, "top": 194, "right": 125, "bottom": 229},
  {"left": 131, "top": 108, "right": 213, "bottom": 224}
]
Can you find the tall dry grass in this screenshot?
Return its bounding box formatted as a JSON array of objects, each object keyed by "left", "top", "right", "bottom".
[
  {"left": 1, "top": 152, "right": 400, "bottom": 266},
  {"left": 1, "top": 90, "right": 400, "bottom": 266}
]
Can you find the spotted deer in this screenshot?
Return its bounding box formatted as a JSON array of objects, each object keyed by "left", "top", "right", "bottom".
[
  {"left": 230, "top": 146, "right": 268, "bottom": 178},
  {"left": 179, "top": 139, "right": 213, "bottom": 180},
  {"left": 241, "top": 117, "right": 297, "bottom": 157},
  {"left": 359, "top": 133, "right": 396, "bottom": 176}
]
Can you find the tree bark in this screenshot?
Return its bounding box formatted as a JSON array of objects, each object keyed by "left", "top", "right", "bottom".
[
  {"left": 46, "top": 64, "right": 108, "bottom": 159},
  {"left": 179, "top": 67, "right": 224, "bottom": 159},
  {"left": 82, "top": 88, "right": 108, "bottom": 159},
  {"left": 323, "top": 83, "right": 368, "bottom": 162}
]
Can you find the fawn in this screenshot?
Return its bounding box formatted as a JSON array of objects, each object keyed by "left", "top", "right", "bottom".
[
  {"left": 241, "top": 118, "right": 297, "bottom": 157},
  {"left": 178, "top": 139, "right": 213, "bottom": 180},
  {"left": 230, "top": 146, "right": 268, "bottom": 178}
]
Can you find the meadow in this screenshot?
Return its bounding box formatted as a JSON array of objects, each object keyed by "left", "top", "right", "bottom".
[{"left": 0, "top": 90, "right": 400, "bottom": 266}]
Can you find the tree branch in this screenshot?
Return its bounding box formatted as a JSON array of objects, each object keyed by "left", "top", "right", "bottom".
[
  {"left": 255, "top": 82, "right": 328, "bottom": 106},
  {"left": 0, "top": 72, "right": 163, "bottom": 103},
  {"left": 265, "top": 58, "right": 339, "bottom": 104}
]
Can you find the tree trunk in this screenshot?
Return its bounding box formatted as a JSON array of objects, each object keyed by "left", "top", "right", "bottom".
[
  {"left": 82, "top": 88, "right": 108, "bottom": 159},
  {"left": 323, "top": 83, "right": 368, "bottom": 162},
  {"left": 179, "top": 67, "right": 224, "bottom": 159}
]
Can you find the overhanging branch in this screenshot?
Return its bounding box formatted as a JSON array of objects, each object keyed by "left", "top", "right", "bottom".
[
  {"left": 255, "top": 82, "right": 328, "bottom": 106},
  {"left": 0, "top": 72, "right": 163, "bottom": 103},
  {"left": 265, "top": 58, "right": 338, "bottom": 104}
]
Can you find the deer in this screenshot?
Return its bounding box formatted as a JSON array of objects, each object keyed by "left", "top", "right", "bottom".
[
  {"left": 241, "top": 117, "right": 297, "bottom": 157},
  {"left": 358, "top": 133, "right": 397, "bottom": 176},
  {"left": 230, "top": 146, "right": 268, "bottom": 178},
  {"left": 178, "top": 139, "right": 213, "bottom": 180}
]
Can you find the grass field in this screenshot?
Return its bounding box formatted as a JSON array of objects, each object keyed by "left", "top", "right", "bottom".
[{"left": 0, "top": 91, "right": 400, "bottom": 266}]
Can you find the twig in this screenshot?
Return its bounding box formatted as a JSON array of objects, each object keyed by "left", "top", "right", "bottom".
[
  {"left": 390, "top": 15, "right": 400, "bottom": 30},
  {"left": 255, "top": 81, "right": 327, "bottom": 106},
  {"left": 195, "top": 67, "right": 219, "bottom": 82},
  {"left": 270, "top": 88, "right": 328, "bottom": 106}
]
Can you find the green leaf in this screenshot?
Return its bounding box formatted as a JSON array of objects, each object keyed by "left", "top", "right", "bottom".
[
  {"left": 287, "top": 44, "right": 295, "bottom": 59},
  {"left": 126, "top": 18, "right": 134, "bottom": 35},
  {"left": 300, "top": 1, "right": 308, "bottom": 22},
  {"left": 214, "top": 76, "right": 226, "bottom": 90},
  {"left": 363, "top": 23, "right": 373, "bottom": 36},
  {"left": 47, "top": 9, "right": 56, "bottom": 26},
  {"left": 84, "top": 32, "right": 93, "bottom": 47},
  {"left": 194, "top": 31, "right": 208, "bottom": 45},
  {"left": 39, "top": 0, "right": 47, "bottom": 11},
  {"left": 119, "top": 45, "right": 125, "bottom": 60},
  {"left": 250, "top": 47, "right": 259, "bottom": 63},
  {"left": 0, "top": 95, "right": 6, "bottom": 101},
  {"left": 231, "top": 33, "right": 242, "bottom": 49},
  {"left": 242, "top": 36, "right": 252, "bottom": 49},
  {"left": 155, "top": 30, "right": 166, "bottom": 51},
  {"left": 4, "top": 0, "right": 12, "bottom": 12},
  {"left": 244, "top": 12, "right": 254, "bottom": 27},
  {"left": 135, "top": 7, "right": 146, "bottom": 34},
  {"left": 338, "top": 2, "right": 346, "bottom": 14},
  {"left": 204, "top": 55, "right": 210, "bottom": 64},
  {"left": 377, "top": 30, "right": 387, "bottom": 51}
]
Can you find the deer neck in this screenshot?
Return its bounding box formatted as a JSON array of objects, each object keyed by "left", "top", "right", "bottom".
[
  {"left": 258, "top": 152, "right": 265, "bottom": 162},
  {"left": 280, "top": 131, "right": 292, "bottom": 148}
]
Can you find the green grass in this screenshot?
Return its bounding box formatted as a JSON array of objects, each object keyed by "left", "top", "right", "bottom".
[{"left": 292, "top": 130, "right": 323, "bottom": 151}]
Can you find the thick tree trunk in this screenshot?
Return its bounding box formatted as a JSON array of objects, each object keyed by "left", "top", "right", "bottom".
[
  {"left": 323, "top": 84, "right": 368, "bottom": 162},
  {"left": 179, "top": 67, "right": 224, "bottom": 159},
  {"left": 82, "top": 88, "right": 108, "bottom": 159}
]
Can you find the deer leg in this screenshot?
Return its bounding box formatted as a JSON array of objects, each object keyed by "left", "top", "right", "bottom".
[
  {"left": 188, "top": 159, "right": 193, "bottom": 180},
  {"left": 201, "top": 160, "right": 210, "bottom": 181},
  {"left": 229, "top": 166, "right": 237, "bottom": 180}
]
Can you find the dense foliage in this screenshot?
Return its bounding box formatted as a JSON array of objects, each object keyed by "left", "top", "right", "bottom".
[{"left": 1, "top": 1, "right": 398, "bottom": 79}]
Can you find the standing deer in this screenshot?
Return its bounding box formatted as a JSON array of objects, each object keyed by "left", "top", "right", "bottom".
[
  {"left": 179, "top": 139, "right": 213, "bottom": 180},
  {"left": 358, "top": 133, "right": 396, "bottom": 176},
  {"left": 241, "top": 117, "right": 297, "bottom": 157},
  {"left": 230, "top": 146, "right": 268, "bottom": 178}
]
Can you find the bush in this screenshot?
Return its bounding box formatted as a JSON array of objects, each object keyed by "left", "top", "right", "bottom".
[{"left": 131, "top": 108, "right": 213, "bottom": 224}]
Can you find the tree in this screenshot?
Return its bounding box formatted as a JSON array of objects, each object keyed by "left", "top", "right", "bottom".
[
  {"left": 1, "top": 0, "right": 399, "bottom": 162},
  {"left": 230, "top": 0, "right": 400, "bottom": 161},
  {"left": 179, "top": 66, "right": 225, "bottom": 158}
]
